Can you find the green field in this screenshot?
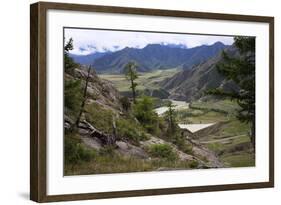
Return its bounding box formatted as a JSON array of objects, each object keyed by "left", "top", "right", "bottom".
[
  {"left": 99, "top": 68, "right": 181, "bottom": 92},
  {"left": 175, "top": 99, "right": 255, "bottom": 168}
]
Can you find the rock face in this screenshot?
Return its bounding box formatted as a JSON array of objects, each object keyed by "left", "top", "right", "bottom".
[
  {"left": 67, "top": 66, "right": 121, "bottom": 111},
  {"left": 81, "top": 135, "right": 103, "bottom": 150},
  {"left": 191, "top": 143, "right": 224, "bottom": 168},
  {"left": 116, "top": 141, "right": 148, "bottom": 159},
  {"left": 160, "top": 46, "right": 239, "bottom": 101}
]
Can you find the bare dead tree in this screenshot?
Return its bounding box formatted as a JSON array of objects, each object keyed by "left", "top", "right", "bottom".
[
  {"left": 73, "top": 65, "right": 117, "bottom": 147},
  {"left": 75, "top": 65, "right": 92, "bottom": 128},
  {"left": 111, "top": 115, "right": 117, "bottom": 144}
]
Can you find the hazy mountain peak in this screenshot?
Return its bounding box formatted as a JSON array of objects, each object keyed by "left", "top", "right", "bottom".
[
  {"left": 143, "top": 43, "right": 165, "bottom": 48},
  {"left": 211, "top": 41, "right": 225, "bottom": 47}
]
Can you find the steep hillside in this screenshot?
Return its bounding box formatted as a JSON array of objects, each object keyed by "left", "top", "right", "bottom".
[
  {"left": 161, "top": 46, "right": 239, "bottom": 101},
  {"left": 91, "top": 42, "right": 228, "bottom": 73},
  {"left": 64, "top": 66, "right": 122, "bottom": 129}
]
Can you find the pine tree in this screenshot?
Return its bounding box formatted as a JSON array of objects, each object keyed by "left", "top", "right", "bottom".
[
  {"left": 64, "top": 38, "right": 82, "bottom": 118},
  {"left": 207, "top": 37, "right": 255, "bottom": 148},
  {"left": 124, "top": 61, "right": 138, "bottom": 103},
  {"left": 165, "top": 101, "right": 176, "bottom": 135},
  {"left": 133, "top": 96, "right": 158, "bottom": 134},
  {"left": 64, "top": 38, "right": 78, "bottom": 74}
]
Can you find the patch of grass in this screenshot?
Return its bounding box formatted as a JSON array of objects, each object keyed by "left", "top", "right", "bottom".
[
  {"left": 65, "top": 154, "right": 154, "bottom": 175},
  {"left": 64, "top": 150, "right": 199, "bottom": 175},
  {"left": 221, "top": 152, "right": 255, "bottom": 167},
  {"left": 99, "top": 145, "right": 116, "bottom": 157},
  {"left": 191, "top": 99, "right": 240, "bottom": 114},
  {"left": 178, "top": 100, "right": 241, "bottom": 124},
  {"left": 171, "top": 134, "right": 194, "bottom": 155},
  {"left": 99, "top": 68, "right": 181, "bottom": 92},
  {"left": 189, "top": 160, "right": 199, "bottom": 168},
  {"left": 187, "top": 111, "right": 228, "bottom": 124},
  {"left": 64, "top": 133, "right": 97, "bottom": 173},
  {"left": 176, "top": 109, "right": 205, "bottom": 119},
  {"left": 175, "top": 101, "right": 230, "bottom": 124},
  {"left": 84, "top": 103, "right": 114, "bottom": 134},
  {"left": 206, "top": 142, "right": 224, "bottom": 153},
  {"left": 220, "top": 120, "right": 250, "bottom": 137},
  {"left": 116, "top": 118, "right": 149, "bottom": 145},
  {"left": 232, "top": 135, "right": 251, "bottom": 144},
  {"left": 205, "top": 134, "right": 254, "bottom": 167},
  {"left": 148, "top": 144, "right": 178, "bottom": 161},
  {"left": 206, "top": 135, "right": 251, "bottom": 153},
  {"left": 181, "top": 144, "right": 194, "bottom": 155}
]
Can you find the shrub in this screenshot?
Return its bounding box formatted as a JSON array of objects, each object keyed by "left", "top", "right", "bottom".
[
  {"left": 64, "top": 135, "right": 96, "bottom": 166},
  {"left": 133, "top": 96, "right": 159, "bottom": 134},
  {"left": 99, "top": 145, "right": 116, "bottom": 157},
  {"left": 181, "top": 143, "right": 193, "bottom": 155},
  {"left": 189, "top": 160, "right": 199, "bottom": 168},
  {"left": 171, "top": 135, "right": 194, "bottom": 155},
  {"left": 148, "top": 144, "right": 178, "bottom": 161},
  {"left": 120, "top": 96, "right": 131, "bottom": 111},
  {"left": 64, "top": 79, "right": 83, "bottom": 117},
  {"left": 116, "top": 118, "right": 149, "bottom": 144},
  {"left": 76, "top": 144, "right": 96, "bottom": 162}
]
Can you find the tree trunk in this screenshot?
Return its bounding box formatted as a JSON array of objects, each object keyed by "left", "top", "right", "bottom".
[
  {"left": 130, "top": 78, "right": 136, "bottom": 103},
  {"left": 111, "top": 116, "right": 117, "bottom": 145},
  {"left": 75, "top": 65, "right": 91, "bottom": 129}
]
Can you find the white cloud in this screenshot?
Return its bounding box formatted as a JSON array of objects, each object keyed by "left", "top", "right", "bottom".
[{"left": 64, "top": 28, "right": 234, "bottom": 55}]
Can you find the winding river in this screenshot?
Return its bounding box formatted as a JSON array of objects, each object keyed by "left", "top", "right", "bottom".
[
  {"left": 154, "top": 100, "right": 190, "bottom": 115},
  {"left": 154, "top": 100, "right": 215, "bottom": 133}
]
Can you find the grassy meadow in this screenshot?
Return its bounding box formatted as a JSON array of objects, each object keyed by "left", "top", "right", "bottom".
[{"left": 99, "top": 68, "right": 181, "bottom": 92}]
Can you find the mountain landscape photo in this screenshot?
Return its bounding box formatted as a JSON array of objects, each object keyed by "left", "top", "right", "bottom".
[{"left": 63, "top": 28, "right": 255, "bottom": 175}]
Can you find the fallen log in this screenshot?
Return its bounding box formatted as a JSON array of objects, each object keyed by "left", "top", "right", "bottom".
[{"left": 79, "top": 120, "right": 116, "bottom": 146}]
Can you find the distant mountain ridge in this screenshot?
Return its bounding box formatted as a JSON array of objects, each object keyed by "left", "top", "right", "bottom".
[
  {"left": 69, "top": 52, "right": 109, "bottom": 65},
  {"left": 93, "top": 42, "right": 228, "bottom": 73},
  {"left": 70, "top": 42, "right": 229, "bottom": 74}
]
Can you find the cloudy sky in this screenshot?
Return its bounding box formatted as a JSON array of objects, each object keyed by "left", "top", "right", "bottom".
[{"left": 64, "top": 28, "right": 234, "bottom": 55}]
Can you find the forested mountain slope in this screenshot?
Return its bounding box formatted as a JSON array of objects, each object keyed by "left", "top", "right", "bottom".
[{"left": 160, "top": 46, "right": 239, "bottom": 101}]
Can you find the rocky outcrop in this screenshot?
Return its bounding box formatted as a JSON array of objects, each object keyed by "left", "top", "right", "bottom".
[{"left": 66, "top": 66, "right": 121, "bottom": 111}]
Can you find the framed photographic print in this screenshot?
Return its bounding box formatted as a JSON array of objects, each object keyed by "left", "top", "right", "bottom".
[{"left": 30, "top": 2, "right": 274, "bottom": 202}]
